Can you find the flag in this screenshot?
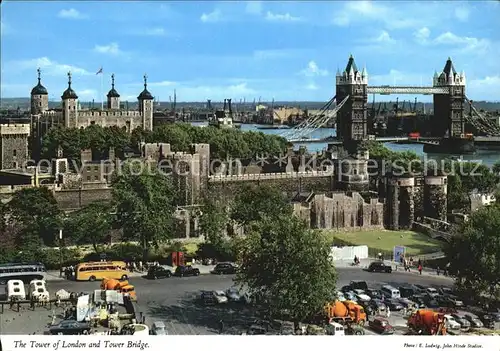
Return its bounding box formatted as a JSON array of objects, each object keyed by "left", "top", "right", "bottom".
[{"left": 96, "top": 67, "right": 103, "bottom": 75}]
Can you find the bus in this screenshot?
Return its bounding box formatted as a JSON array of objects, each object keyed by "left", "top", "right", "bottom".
[
  {"left": 75, "top": 261, "right": 128, "bottom": 282},
  {"left": 0, "top": 262, "right": 47, "bottom": 285}
]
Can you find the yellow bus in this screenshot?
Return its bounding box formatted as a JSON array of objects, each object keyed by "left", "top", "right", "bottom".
[{"left": 75, "top": 261, "right": 129, "bottom": 282}]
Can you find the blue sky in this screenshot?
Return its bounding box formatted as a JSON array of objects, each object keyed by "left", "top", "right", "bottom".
[{"left": 1, "top": 1, "right": 499, "bottom": 102}]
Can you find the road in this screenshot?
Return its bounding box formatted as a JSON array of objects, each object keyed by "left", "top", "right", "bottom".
[{"left": 0, "top": 267, "right": 453, "bottom": 335}]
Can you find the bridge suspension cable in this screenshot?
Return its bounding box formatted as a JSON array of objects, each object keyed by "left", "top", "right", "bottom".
[
  {"left": 279, "top": 95, "right": 336, "bottom": 140},
  {"left": 464, "top": 97, "right": 500, "bottom": 136},
  {"left": 280, "top": 95, "right": 349, "bottom": 140}
]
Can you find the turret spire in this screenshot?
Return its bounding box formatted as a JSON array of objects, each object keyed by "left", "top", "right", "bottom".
[
  {"left": 67, "top": 71, "right": 72, "bottom": 88},
  {"left": 111, "top": 73, "right": 115, "bottom": 89},
  {"left": 143, "top": 74, "right": 148, "bottom": 90},
  {"left": 37, "top": 68, "right": 41, "bottom": 84}
]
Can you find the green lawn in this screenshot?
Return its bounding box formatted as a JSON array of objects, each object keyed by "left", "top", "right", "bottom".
[{"left": 321, "top": 229, "right": 443, "bottom": 256}]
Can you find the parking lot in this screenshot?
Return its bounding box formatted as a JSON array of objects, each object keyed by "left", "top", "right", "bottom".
[{"left": 1, "top": 266, "right": 483, "bottom": 335}]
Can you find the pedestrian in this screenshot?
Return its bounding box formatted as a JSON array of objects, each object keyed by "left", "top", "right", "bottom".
[
  {"left": 418, "top": 264, "right": 423, "bottom": 275},
  {"left": 378, "top": 252, "right": 382, "bottom": 260},
  {"left": 436, "top": 266, "right": 440, "bottom": 276},
  {"left": 386, "top": 308, "right": 391, "bottom": 318},
  {"left": 218, "top": 319, "right": 224, "bottom": 334}
]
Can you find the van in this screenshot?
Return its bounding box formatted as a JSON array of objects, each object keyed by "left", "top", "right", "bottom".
[
  {"left": 381, "top": 285, "right": 401, "bottom": 299},
  {"left": 327, "top": 321, "right": 345, "bottom": 336},
  {"left": 6, "top": 280, "right": 26, "bottom": 300},
  {"left": 28, "top": 280, "right": 49, "bottom": 300},
  {"left": 75, "top": 261, "right": 128, "bottom": 282}
]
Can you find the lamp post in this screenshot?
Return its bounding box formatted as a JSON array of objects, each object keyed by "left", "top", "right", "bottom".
[{"left": 59, "top": 228, "right": 63, "bottom": 277}]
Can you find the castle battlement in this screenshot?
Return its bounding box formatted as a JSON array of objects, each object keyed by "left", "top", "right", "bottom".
[
  {"left": 0, "top": 124, "right": 31, "bottom": 135},
  {"left": 209, "top": 170, "right": 334, "bottom": 182}
]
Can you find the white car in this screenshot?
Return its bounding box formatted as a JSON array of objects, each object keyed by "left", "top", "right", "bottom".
[
  {"left": 444, "top": 315, "right": 461, "bottom": 330},
  {"left": 356, "top": 293, "right": 371, "bottom": 302},
  {"left": 214, "top": 290, "right": 228, "bottom": 304},
  {"left": 426, "top": 288, "right": 439, "bottom": 297}
]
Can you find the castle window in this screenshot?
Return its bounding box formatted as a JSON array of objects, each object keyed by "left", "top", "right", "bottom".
[
  {"left": 91, "top": 121, "right": 96, "bottom": 125},
  {"left": 13, "top": 149, "right": 17, "bottom": 156},
  {"left": 94, "top": 175, "right": 99, "bottom": 181},
  {"left": 94, "top": 166, "right": 98, "bottom": 171},
  {"left": 86, "top": 166, "right": 91, "bottom": 171},
  {"left": 39, "top": 102, "right": 42, "bottom": 107},
  {"left": 13, "top": 162, "right": 18, "bottom": 168}
]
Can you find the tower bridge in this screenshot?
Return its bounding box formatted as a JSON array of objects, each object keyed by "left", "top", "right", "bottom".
[{"left": 281, "top": 55, "right": 500, "bottom": 155}]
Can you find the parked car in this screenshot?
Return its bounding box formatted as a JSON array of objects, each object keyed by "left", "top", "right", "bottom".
[
  {"left": 146, "top": 266, "right": 172, "bottom": 279},
  {"left": 344, "top": 291, "right": 358, "bottom": 302},
  {"left": 445, "top": 295, "right": 464, "bottom": 307},
  {"left": 464, "top": 314, "right": 484, "bottom": 328},
  {"left": 225, "top": 287, "right": 242, "bottom": 302},
  {"left": 368, "top": 299, "right": 387, "bottom": 315},
  {"left": 422, "top": 295, "right": 439, "bottom": 308},
  {"left": 49, "top": 321, "right": 91, "bottom": 335},
  {"left": 340, "top": 285, "right": 353, "bottom": 293},
  {"left": 211, "top": 262, "right": 237, "bottom": 275},
  {"left": 246, "top": 325, "right": 267, "bottom": 335},
  {"left": 397, "top": 298, "right": 416, "bottom": 309},
  {"left": 336, "top": 291, "right": 346, "bottom": 302},
  {"left": 399, "top": 286, "right": 416, "bottom": 298},
  {"left": 150, "top": 321, "right": 167, "bottom": 335},
  {"left": 409, "top": 295, "right": 427, "bottom": 308},
  {"left": 444, "top": 315, "right": 461, "bottom": 331},
  {"left": 367, "top": 261, "right": 392, "bottom": 273},
  {"left": 349, "top": 280, "right": 369, "bottom": 291},
  {"left": 451, "top": 314, "right": 471, "bottom": 329},
  {"left": 365, "top": 289, "right": 383, "bottom": 300},
  {"left": 174, "top": 265, "right": 200, "bottom": 277},
  {"left": 425, "top": 287, "right": 439, "bottom": 297},
  {"left": 385, "top": 299, "right": 404, "bottom": 311},
  {"left": 213, "top": 290, "right": 228, "bottom": 304},
  {"left": 477, "top": 313, "right": 496, "bottom": 329},
  {"left": 200, "top": 290, "right": 217, "bottom": 305},
  {"left": 368, "top": 318, "right": 394, "bottom": 334},
  {"left": 438, "top": 287, "right": 455, "bottom": 296}
]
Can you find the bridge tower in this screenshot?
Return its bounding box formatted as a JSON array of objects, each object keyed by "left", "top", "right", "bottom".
[
  {"left": 335, "top": 55, "right": 369, "bottom": 153},
  {"left": 432, "top": 58, "right": 466, "bottom": 138}
]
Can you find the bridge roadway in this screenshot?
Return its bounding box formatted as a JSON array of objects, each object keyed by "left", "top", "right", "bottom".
[
  {"left": 0, "top": 266, "right": 453, "bottom": 335},
  {"left": 290, "top": 136, "right": 500, "bottom": 145}
]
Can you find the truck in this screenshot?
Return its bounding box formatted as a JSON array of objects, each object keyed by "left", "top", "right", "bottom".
[
  {"left": 324, "top": 301, "right": 367, "bottom": 326},
  {"left": 407, "top": 309, "right": 447, "bottom": 335},
  {"left": 100, "top": 278, "right": 137, "bottom": 301}
]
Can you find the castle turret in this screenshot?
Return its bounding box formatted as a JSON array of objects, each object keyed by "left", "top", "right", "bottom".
[
  {"left": 62, "top": 72, "right": 78, "bottom": 128},
  {"left": 137, "top": 74, "right": 154, "bottom": 131},
  {"left": 106, "top": 74, "right": 121, "bottom": 110},
  {"left": 423, "top": 174, "right": 447, "bottom": 221},
  {"left": 30, "top": 68, "right": 49, "bottom": 115}
]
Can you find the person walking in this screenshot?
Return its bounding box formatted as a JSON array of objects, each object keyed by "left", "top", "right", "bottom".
[{"left": 418, "top": 264, "right": 423, "bottom": 275}]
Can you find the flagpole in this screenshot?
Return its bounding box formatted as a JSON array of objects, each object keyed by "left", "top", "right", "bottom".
[{"left": 101, "top": 71, "right": 104, "bottom": 110}]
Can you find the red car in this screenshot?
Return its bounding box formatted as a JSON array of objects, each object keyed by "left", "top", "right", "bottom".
[{"left": 369, "top": 317, "right": 395, "bottom": 335}]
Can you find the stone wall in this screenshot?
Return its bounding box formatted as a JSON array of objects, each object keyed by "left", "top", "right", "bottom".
[{"left": 310, "top": 192, "right": 383, "bottom": 230}]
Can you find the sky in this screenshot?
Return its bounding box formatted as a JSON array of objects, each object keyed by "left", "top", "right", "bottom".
[{"left": 1, "top": 0, "right": 499, "bottom": 102}]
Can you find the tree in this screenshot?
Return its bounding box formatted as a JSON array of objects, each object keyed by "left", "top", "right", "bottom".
[
  {"left": 66, "top": 202, "right": 112, "bottom": 253},
  {"left": 7, "top": 187, "right": 62, "bottom": 247},
  {"left": 198, "top": 194, "right": 230, "bottom": 246},
  {"left": 445, "top": 204, "right": 500, "bottom": 299},
  {"left": 231, "top": 184, "right": 293, "bottom": 227},
  {"left": 112, "top": 161, "right": 177, "bottom": 260},
  {"left": 236, "top": 214, "right": 337, "bottom": 322}
]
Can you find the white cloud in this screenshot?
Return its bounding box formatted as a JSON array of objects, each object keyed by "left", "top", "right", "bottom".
[
  {"left": 454, "top": 7, "right": 469, "bottom": 21},
  {"left": 433, "top": 32, "right": 490, "bottom": 52},
  {"left": 58, "top": 8, "right": 86, "bottom": 19},
  {"left": 300, "top": 61, "right": 328, "bottom": 77},
  {"left": 468, "top": 76, "right": 500, "bottom": 101},
  {"left": 414, "top": 27, "right": 431, "bottom": 43},
  {"left": 265, "top": 11, "right": 301, "bottom": 22},
  {"left": 374, "top": 31, "right": 393, "bottom": 43},
  {"left": 370, "top": 69, "right": 432, "bottom": 86},
  {"left": 9, "top": 57, "right": 90, "bottom": 76},
  {"left": 245, "top": 1, "right": 263, "bottom": 15},
  {"left": 200, "top": 9, "right": 222, "bottom": 23},
  {"left": 94, "top": 43, "right": 122, "bottom": 55},
  {"left": 332, "top": 1, "right": 433, "bottom": 29},
  {"left": 306, "top": 83, "right": 318, "bottom": 90}
]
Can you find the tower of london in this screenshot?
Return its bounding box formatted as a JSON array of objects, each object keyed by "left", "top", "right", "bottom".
[{"left": 30, "top": 69, "right": 155, "bottom": 152}]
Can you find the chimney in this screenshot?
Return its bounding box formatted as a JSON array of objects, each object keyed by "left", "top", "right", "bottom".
[
  {"left": 228, "top": 99, "right": 232, "bottom": 113},
  {"left": 223, "top": 99, "right": 227, "bottom": 111}
]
